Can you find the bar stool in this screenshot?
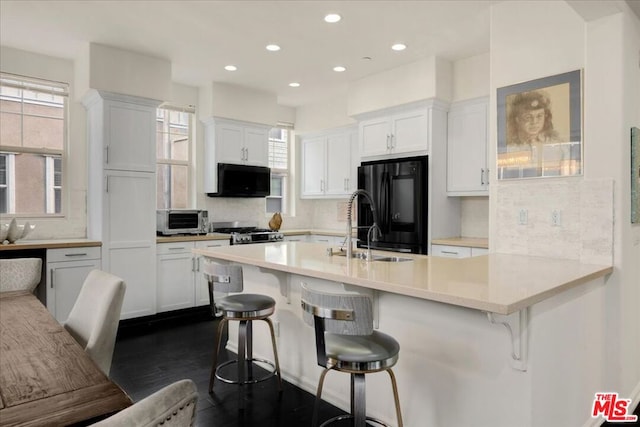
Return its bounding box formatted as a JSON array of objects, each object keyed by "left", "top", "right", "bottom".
[
  {"left": 203, "top": 262, "right": 282, "bottom": 408},
  {"left": 300, "top": 282, "right": 403, "bottom": 427}
]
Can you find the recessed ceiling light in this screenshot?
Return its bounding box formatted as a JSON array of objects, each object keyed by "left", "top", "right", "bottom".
[
  {"left": 266, "top": 44, "right": 281, "bottom": 52},
  {"left": 391, "top": 43, "right": 407, "bottom": 51},
  {"left": 324, "top": 13, "right": 341, "bottom": 23},
  {"left": 333, "top": 66, "right": 346, "bottom": 72},
  {"left": 224, "top": 65, "right": 237, "bottom": 71},
  {"left": 289, "top": 82, "right": 300, "bottom": 87}
]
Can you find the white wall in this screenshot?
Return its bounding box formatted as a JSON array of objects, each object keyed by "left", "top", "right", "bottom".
[
  {"left": 347, "top": 56, "right": 452, "bottom": 116},
  {"left": 0, "top": 46, "right": 87, "bottom": 238},
  {"left": 489, "top": 2, "right": 640, "bottom": 426}
]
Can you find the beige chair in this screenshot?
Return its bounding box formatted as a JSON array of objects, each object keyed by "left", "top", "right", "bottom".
[
  {"left": 301, "top": 282, "right": 403, "bottom": 427},
  {"left": 0, "top": 258, "right": 42, "bottom": 293},
  {"left": 64, "top": 269, "right": 126, "bottom": 376},
  {"left": 91, "top": 379, "right": 198, "bottom": 427}
]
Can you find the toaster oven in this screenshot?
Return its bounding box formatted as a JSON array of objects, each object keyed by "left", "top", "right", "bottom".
[{"left": 156, "top": 209, "right": 208, "bottom": 236}]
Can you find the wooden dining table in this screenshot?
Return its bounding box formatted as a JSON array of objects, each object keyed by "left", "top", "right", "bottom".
[{"left": 0, "top": 291, "right": 132, "bottom": 426}]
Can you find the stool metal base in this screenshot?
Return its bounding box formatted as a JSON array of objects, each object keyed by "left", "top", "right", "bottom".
[
  {"left": 209, "top": 316, "right": 282, "bottom": 410},
  {"left": 319, "top": 414, "right": 390, "bottom": 427},
  {"left": 214, "top": 357, "right": 279, "bottom": 385}
]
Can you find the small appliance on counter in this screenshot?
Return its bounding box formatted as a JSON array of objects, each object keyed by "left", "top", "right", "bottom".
[
  {"left": 210, "top": 221, "right": 284, "bottom": 245},
  {"left": 156, "top": 209, "right": 208, "bottom": 236}
]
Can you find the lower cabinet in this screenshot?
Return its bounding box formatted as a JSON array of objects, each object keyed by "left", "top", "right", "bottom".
[
  {"left": 46, "top": 247, "right": 101, "bottom": 323},
  {"left": 431, "top": 244, "right": 487, "bottom": 258},
  {"left": 156, "top": 240, "right": 229, "bottom": 313},
  {"left": 308, "top": 234, "right": 346, "bottom": 246}
]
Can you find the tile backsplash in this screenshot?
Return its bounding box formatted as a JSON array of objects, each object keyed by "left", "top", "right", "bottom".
[{"left": 494, "top": 178, "right": 614, "bottom": 265}]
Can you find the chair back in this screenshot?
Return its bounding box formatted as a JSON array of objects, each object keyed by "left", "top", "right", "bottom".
[
  {"left": 91, "top": 379, "right": 198, "bottom": 427},
  {"left": 202, "top": 262, "right": 243, "bottom": 293},
  {"left": 0, "top": 258, "right": 42, "bottom": 293},
  {"left": 64, "top": 269, "right": 126, "bottom": 375},
  {"left": 300, "top": 282, "right": 373, "bottom": 336}
]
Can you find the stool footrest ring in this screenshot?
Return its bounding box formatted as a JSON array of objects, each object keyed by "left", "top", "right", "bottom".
[
  {"left": 319, "top": 414, "right": 390, "bottom": 427},
  {"left": 215, "top": 358, "right": 278, "bottom": 385}
]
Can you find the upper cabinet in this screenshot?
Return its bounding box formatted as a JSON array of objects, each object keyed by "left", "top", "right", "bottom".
[
  {"left": 300, "top": 126, "right": 357, "bottom": 199},
  {"left": 84, "top": 92, "right": 157, "bottom": 173},
  {"left": 359, "top": 105, "right": 429, "bottom": 158},
  {"left": 446, "top": 97, "right": 489, "bottom": 196},
  {"left": 203, "top": 117, "right": 270, "bottom": 194},
  {"left": 212, "top": 119, "right": 269, "bottom": 166}
]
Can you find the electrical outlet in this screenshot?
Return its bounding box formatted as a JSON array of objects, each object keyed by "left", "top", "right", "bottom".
[
  {"left": 551, "top": 210, "right": 562, "bottom": 227},
  {"left": 518, "top": 209, "right": 528, "bottom": 225}
]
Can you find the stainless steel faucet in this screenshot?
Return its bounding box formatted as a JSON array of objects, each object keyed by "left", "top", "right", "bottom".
[{"left": 346, "top": 189, "right": 380, "bottom": 261}]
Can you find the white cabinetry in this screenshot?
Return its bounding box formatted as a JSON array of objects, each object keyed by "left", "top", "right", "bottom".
[
  {"left": 283, "top": 235, "right": 307, "bottom": 242},
  {"left": 156, "top": 239, "right": 230, "bottom": 312},
  {"left": 46, "top": 247, "right": 101, "bottom": 323},
  {"left": 431, "top": 244, "right": 487, "bottom": 258},
  {"left": 359, "top": 105, "right": 429, "bottom": 158},
  {"left": 300, "top": 127, "right": 357, "bottom": 198},
  {"left": 447, "top": 97, "right": 489, "bottom": 195},
  {"left": 203, "top": 118, "right": 269, "bottom": 194},
  {"left": 84, "top": 90, "right": 159, "bottom": 320}
]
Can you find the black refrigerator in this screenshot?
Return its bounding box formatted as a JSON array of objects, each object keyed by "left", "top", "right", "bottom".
[{"left": 357, "top": 156, "right": 428, "bottom": 254}]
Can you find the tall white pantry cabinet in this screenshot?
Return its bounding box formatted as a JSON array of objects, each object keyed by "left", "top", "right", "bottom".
[{"left": 84, "top": 90, "right": 159, "bottom": 320}]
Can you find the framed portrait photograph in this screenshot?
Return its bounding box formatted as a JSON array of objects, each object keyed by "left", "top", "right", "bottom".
[{"left": 497, "top": 70, "right": 582, "bottom": 180}]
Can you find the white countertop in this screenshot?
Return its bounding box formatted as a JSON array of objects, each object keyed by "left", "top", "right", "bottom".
[{"left": 193, "top": 242, "right": 613, "bottom": 315}]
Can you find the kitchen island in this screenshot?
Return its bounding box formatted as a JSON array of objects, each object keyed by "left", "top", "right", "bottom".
[{"left": 194, "top": 242, "right": 613, "bottom": 427}]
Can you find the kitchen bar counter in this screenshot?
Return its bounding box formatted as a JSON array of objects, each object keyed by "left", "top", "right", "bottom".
[
  {"left": 193, "top": 241, "right": 611, "bottom": 315},
  {"left": 0, "top": 239, "right": 101, "bottom": 251},
  {"left": 156, "top": 233, "right": 230, "bottom": 243},
  {"left": 431, "top": 236, "right": 489, "bottom": 249}
]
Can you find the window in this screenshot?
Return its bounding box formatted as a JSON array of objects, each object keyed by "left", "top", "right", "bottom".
[
  {"left": 0, "top": 72, "right": 68, "bottom": 215},
  {"left": 156, "top": 104, "right": 194, "bottom": 210},
  {"left": 267, "top": 126, "right": 290, "bottom": 214}
]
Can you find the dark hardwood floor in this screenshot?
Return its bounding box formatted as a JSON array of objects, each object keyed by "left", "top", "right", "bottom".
[{"left": 110, "top": 315, "right": 346, "bottom": 426}]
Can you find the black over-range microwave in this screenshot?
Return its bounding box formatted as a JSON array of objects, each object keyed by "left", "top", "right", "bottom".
[{"left": 207, "top": 163, "right": 271, "bottom": 197}]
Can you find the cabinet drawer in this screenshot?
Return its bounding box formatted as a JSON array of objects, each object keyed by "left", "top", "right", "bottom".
[
  {"left": 156, "top": 242, "right": 195, "bottom": 255},
  {"left": 471, "top": 247, "right": 489, "bottom": 257},
  {"left": 431, "top": 244, "right": 472, "bottom": 258},
  {"left": 47, "top": 247, "right": 101, "bottom": 263},
  {"left": 195, "top": 240, "right": 230, "bottom": 250}
]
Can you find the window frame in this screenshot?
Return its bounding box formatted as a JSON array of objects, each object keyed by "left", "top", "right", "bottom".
[
  {"left": 155, "top": 103, "right": 195, "bottom": 210},
  {"left": 266, "top": 125, "right": 291, "bottom": 215},
  {"left": 0, "top": 72, "right": 68, "bottom": 217}
]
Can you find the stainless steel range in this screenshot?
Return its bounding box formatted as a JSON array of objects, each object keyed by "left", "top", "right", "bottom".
[{"left": 210, "top": 221, "right": 284, "bottom": 245}]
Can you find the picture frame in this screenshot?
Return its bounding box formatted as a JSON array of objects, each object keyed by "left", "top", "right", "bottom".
[
  {"left": 632, "top": 127, "right": 639, "bottom": 224},
  {"left": 497, "top": 70, "right": 583, "bottom": 180}
]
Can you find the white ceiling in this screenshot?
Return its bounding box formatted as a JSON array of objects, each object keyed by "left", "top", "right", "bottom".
[{"left": 0, "top": 1, "right": 493, "bottom": 107}]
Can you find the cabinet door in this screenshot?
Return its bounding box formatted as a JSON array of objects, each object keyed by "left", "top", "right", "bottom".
[
  {"left": 157, "top": 251, "right": 195, "bottom": 313},
  {"left": 360, "top": 117, "right": 391, "bottom": 157},
  {"left": 391, "top": 109, "right": 428, "bottom": 154},
  {"left": 215, "top": 122, "right": 245, "bottom": 164},
  {"left": 325, "top": 133, "right": 352, "bottom": 196},
  {"left": 243, "top": 126, "right": 269, "bottom": 166},
  {"left": 447, "top": 99, "right": 488, "bottom": 195},
  {"left": 103, "top": 170, "right": 156, "bottom": 319},
  {"left": 301, "top": 137, "right": 326, "bottom": 197},
  {"left": 104, "top": 99, "right": 156, "bottom": 172},
  {"left": 194, "top": 240, "right": 230, "bottom": 307},
  {"left": 47, "top": 259, "right": 101, "bottom": 323}
]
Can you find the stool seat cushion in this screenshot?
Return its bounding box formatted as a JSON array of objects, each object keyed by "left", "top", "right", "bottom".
[
  {"left": 325, "top": 330, "right": 399, "bottom": 368},
  {"left": 218, "top": 293, "right": 276, "bottom": 313}
]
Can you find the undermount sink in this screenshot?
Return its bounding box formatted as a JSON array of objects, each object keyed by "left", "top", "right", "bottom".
[{"left": 333, "top": 251, "right": 412, "bottom": 262}]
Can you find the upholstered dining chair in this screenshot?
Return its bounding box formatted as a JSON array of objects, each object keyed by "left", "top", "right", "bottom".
[
  {"left": 0, "top": 258, "right": 42, "bottom": 293},
  {"left": 91, "top": 379, "right": 198, "bottom": 427},
  {"left": 64, "top": 269, "right": 126, "bottom": 376}
]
